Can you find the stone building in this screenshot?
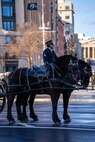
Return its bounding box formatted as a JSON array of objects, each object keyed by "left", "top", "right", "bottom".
[
  {"left": 0, "top": 0, "right": 63, "bottom": 72},
  {"left": 81, "top": 39, "right": 95, "bottom": 74},
  {"left": 58, "top": 0, "right": 74, "bottom": 40}
]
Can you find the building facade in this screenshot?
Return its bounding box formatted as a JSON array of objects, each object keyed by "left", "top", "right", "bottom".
[
  {"left": 58, "top": 0, "right": 76, "bottom": 55},
  {"left": 0, "top": 0, "right": 60, "bottom": 72},
  {"left": 81, "top": 40, "right": 95, "bottom": 73},
  {"left": 0, "top": 0, "right": 17, "bottom": 72},
  {"left": 73, "top": 34, "right": 82, "bottom": 59},
  {"left": 57, "top": 16, "right": 64, "bottom": 56},
  {"left": 58, "top": 0, "right": 74, "bottom": 40}
]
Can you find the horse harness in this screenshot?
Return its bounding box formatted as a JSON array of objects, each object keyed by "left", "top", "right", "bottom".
[{"left": 8, "top": 61, "right": 82, "bottom": 94}]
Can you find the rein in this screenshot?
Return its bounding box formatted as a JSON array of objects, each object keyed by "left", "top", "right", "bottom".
[
  {"left": 6, "top": 78, "right": 83, "bottom": 96},
  {"left": 52, "top": 63, "right": 79, "bottom": 83}
]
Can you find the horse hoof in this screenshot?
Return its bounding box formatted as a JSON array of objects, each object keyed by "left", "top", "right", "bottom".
[
  {"left": 9, "top": 120, "right": 15, "bottom": 125},
  {"left": 53, "top": 122, "right": 61, "bottom": 127},
  {"left": 33, "top": 117, "right": 39, "bottom": 122},
  {"left": 18, "top": 118, "right": 29, "bottom": 123},
  {"left": 18, "top": 118, "right": 23, "bottom": 122},
  {"left": 20, "top": 120, "right": 27, "bottom": 123},
  {"left": 25, "top": 118, "right": 29, "bottom": 122},
  {"left": 23, "top": 118, "right": 29, "bottom": 123},
  {"left": 30, "top": 114, "right": 39, "bottom": 122},
  {"left": 64, "top": 118, "right": 71, "bottom": 124},
  {"left": 7, "top": 116, "right": 15, "bottom": 125}
]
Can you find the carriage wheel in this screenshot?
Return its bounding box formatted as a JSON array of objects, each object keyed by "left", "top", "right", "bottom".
[{"left": 0, "top": 84, "right": 6, "bottom": 113}]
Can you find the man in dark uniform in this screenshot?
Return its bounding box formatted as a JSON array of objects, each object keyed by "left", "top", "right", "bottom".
[
  {"left": 43, "top": 40, "right": 57, "bottom": 77},
  {"left": 43, "top": 40, "right": 57, "bottom": 64}
]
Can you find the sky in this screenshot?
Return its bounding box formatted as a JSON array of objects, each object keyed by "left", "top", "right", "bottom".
[{"left": 65, "top": 0, "right": 95, "bottom": 38}]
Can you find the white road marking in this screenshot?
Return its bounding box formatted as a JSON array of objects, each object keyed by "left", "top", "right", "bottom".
[
  {"left": 17, "top": 122, "right": 35, "bottom": 128},
  {"left": 0, "top": 123, "right": 95, "bottom": 132}
]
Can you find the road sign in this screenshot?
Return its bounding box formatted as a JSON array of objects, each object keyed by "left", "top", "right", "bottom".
[{"left": 27, "top": 3, "right": 38, "bottom": 10}]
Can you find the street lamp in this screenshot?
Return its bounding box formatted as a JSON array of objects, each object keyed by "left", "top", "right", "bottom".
[{"left": 41, "top": 0, "right": 46, "bottom": 50}]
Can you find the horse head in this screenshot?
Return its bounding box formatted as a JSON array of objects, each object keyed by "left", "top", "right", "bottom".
[
  {"left": 54, "top": 55, "right": 80, "bottom": 85},
  {"left": 67, "top": 56, "right": 80, "bottom": 82},
  {"left": 78, "top": 60, "right": 92, "bottom": 88}
]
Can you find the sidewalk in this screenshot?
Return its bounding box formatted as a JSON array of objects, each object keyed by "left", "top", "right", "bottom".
[{"left": 35, "top": 89, "right": 95, "bottom": 103}]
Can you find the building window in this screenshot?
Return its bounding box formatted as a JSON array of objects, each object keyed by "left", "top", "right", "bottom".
[
  {"left": 2, "top": 0, "right": 14, "bottom": 2},
  {"left": 86, "top": 47, "right": 88, "bottom": 58},
  {"left": 1, "top": 0, "right": 16, "bottom": 30},
  {"left": 65, "top": 11, "right": 69, "bottom": 14},
  {"left": 2, "top": 6, "right": 15, "bottom": 17},
  {"left": 94, "top": 47, "right": 95, "bottom": 58},
  {"left": 65, "top": 5, "right": 70, "bottom": 10},
  {"left": 65, "top": 31, "right": 70, "bottom": 35},
  {"left": 65, "top": 24, "right": 70, "bottom": 30},
  {"left": 51, "top": 21, "right": 53, "bottom": 30},
  {"left": 65, "top": 16, "right": 70, "bottom": 19},
  {"left": 82, "top": 47, "right": 84, "bottom": 57},
  {"left": 3, "top": 21, "right": 15, "bottom": 30},
  {"left": 90, "top": 47, "right": 92, "bottom": 58},
  {"left": 6, "top": 36, "right": 11, "bottom": 43},
  {"left": 6, "top": 65, "right": 16, "bottom": 72}
]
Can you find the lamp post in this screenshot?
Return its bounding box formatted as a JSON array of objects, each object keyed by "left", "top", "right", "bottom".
[
  {"left": 27, "top": 1, "right": 46, "bottom": 50},
  {"left": 41, "top": 0, "right": 45, "bottom": 50}
]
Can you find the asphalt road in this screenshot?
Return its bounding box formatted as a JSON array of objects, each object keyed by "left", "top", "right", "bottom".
[
  {"left": 0, "top": 91, "right": 95, "bottom": 141},
  {"left": 0, "top": 127, "right": 95, "bottom": 142},
  {"left": 1, "top": 101, "right": 95, "bottom": 128}
]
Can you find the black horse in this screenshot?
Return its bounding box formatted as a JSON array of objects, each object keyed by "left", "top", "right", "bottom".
[{"left": 5, "top": 55, "right": 92, "bottom": 124}]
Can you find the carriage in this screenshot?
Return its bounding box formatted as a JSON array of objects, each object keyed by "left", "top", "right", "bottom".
[
  {"left": 0, "top": 55, "right": 92, "bottom": 124},
  {"left": 0, "top": 73, "right": 7, "bottom": 113}
]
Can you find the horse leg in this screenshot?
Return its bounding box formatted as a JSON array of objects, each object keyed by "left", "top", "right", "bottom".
[
  {"left": 29, "top": 94, "right": 38, "bottom": 121},
  {"left": 22, "top": 94, "right": 29, "bottom": 122},
  {"left": 50, "top": 93, "right": 61, "bottom": 124},
  {"left": 16, "top": 94, "right": 29, "bottom": 122},
  {"left": 15, "top": 95, "right": 23, "bottom": 122},
  {"left": 6, "top": 95, "right": 15, "bottom": 123},
  {"left": 22, "top": 105, "right": 29, "bottom": 122},
  {"left": 63, "top": 91, "right": 71, "bottom": 123}
]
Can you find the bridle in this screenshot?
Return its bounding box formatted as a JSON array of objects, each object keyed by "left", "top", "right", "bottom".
[
  {"left": 80, "top": 65, "right": 91, "bottom": 83},
  {"left": 67, "top": 59, "right": 80, "bottom": 82}
]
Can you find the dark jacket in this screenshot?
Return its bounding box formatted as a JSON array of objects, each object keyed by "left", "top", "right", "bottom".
[{"left": 43, "top": 48, "right": 57, "bottom": 64}]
